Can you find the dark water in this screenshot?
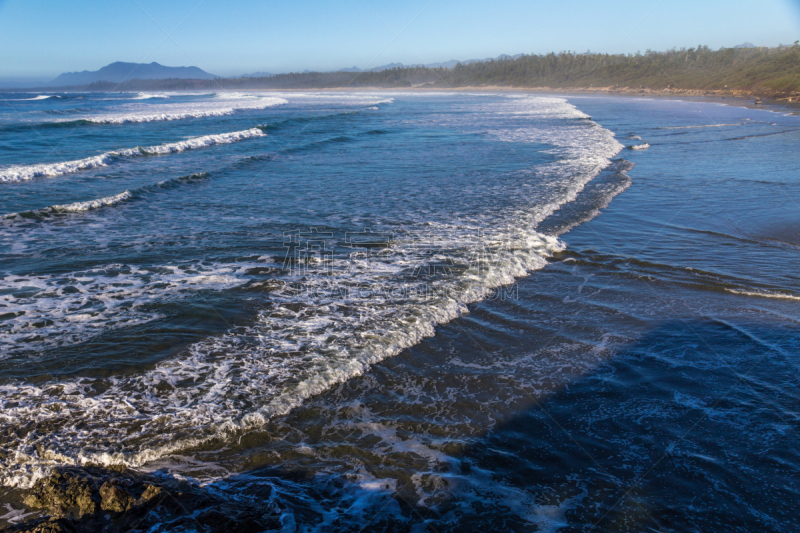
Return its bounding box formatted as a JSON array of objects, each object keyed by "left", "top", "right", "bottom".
[{"left": 0, "top": 91, "right": 798, "bottom": 531}]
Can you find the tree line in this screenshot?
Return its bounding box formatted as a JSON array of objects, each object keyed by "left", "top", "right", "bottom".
[{"left": 44, "top": 45, "right": 800, "bottom": 96}]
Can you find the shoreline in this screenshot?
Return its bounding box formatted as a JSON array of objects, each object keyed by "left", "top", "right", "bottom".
[
  {"left": 242, "top": 84, "right": 789, "bottom": 98},
  {"left": 2, "top": 84, "right": 799, "bottom": 533},
  {"left": 3, "top": 85, "right": 798, "bottom": 113},
  {"left": 240, "top": 85, "right": 800, "bottom": 113},
  {"left": 4, "top": 84, "right": 798, "bottom": 102}
]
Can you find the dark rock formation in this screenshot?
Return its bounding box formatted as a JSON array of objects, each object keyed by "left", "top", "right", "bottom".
[{"left": 2, "top": 466, "right": 281, "bottom": 533}]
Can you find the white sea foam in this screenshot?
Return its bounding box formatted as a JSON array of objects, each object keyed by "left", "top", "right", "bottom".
[
  {"left": 0, "top": 95, "right": 627, "bottom": 488},
  {"left": 140, "top": 128, "right": 265, "bottom": 155},
  {"left": 214, "top": 92, "right": 260, "bottom": 100},
  {"left": 263, "top": 92, "right": 397, "bottom": 107},
  {"left": 658, "top": 123, "right": 744, "bottom": 129},
  {"left": 55, "top": 95, "right": 287, "bottom": 124},
  {"left": 726, "top": 288, "right": 800, "bottom": 301},
  {"left": 133, "top": 93, "right": 170, "bottom": 100},
  {"left": 0, "top": 503, "right": 37, "bottom": 525},
  {"left": 0, "top": 128, "right": 265, "bottom": 182},
  {"left": 628, "top": 143, "right": 650, "bottom": 150},
  {"left": 0, "top": 261, "right": 264, "bottom": 358},
  {"left": 1, "top": 173, "right": 208, "bottom": 227},
  {"left": 22, "top": 95, "right": 59, "bottom": 101},
  {"left": 48, "top": 190, "right": 134, "bottom": 213},
  {"left": 2, "top": 190, "right": 133, "bottom": 222}
]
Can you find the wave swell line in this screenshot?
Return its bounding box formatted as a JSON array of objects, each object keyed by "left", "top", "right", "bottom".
[
  {"left": 2, "top": 173, "right": 208, "bottom": 222},
  {"left": 0, "top": 129, "right": 264, "bottom": 183}
]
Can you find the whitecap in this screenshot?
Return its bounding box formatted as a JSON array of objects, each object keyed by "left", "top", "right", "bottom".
[
  {"left": 726, "top": 288, "right": 800, "bottom": 301},
  {"left": 3, "top": 190, "right": 133, "bottom": 221},
  {"left": 79, "top": 96, "right": 287, "bottom": 124},
  {"left": 0, "top": 128, "right": 265, "bottom": 182},
  {"left": 132, "top": 93, "right": 170, "bottom": 100},
  {"left": 658, "top": 123, "right": 744, "bottom": 129},
  {"left": 22, "top": 95, "right": 59, "bottom": 101},
  {"left": 0, "top": 95, "right": 632, "bottom": 488}
]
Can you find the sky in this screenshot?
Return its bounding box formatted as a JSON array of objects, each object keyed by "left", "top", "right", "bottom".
[{"left": 0, "top": 0, "right": 799, "bottom": 80}]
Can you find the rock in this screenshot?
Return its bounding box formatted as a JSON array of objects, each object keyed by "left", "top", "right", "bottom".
[
  {"left": 138, "top": 484, "right": 162, "bottom": 503},
  {"left": 4, "top": 466, "right": 283, "bottom": 533},
  {"left": 98, "top": 480, "right": 134, "bottom": 513},
  {"left": 21, "top": 471, "right": 96, "bottom": 518},
  {"left": 22, "top": 523, "right": 63, "bottom": 533},
  {"left": 3, "top": 517, "right": 77, "bottom": 533}
]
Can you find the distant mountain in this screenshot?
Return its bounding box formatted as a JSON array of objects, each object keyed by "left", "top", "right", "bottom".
[
  {"left": 338, "top": 62, "right": 405, "bottom": 73},
  {"left": 735, "top": 42, "right": 757, "bottom": 48},
  {"left": 422, "top": 60, "right": 460, "bottom": 69},
  {"left": 238, "top": 71, "right": 273, "bottom": 78},
  {"left": 460, "top": 53, "right": 524, "bottom": 65},
  {"left": 49, "top": 62, "right": 217, "bottom": 87},
  {"left": 335, "top": 55, "right": 521, "bottom": 74},
  {"left": 368, "top": 62, "right": 404, "bottom": 72}
]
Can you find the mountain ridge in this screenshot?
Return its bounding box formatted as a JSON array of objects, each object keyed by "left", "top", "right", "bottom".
[{"left": 49, "top": 61, "right": 217, "bottom": 86}]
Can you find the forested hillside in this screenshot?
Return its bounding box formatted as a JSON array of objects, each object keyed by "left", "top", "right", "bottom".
[{"left": 22, "top": 45, "right": 800, "bottom": 96}]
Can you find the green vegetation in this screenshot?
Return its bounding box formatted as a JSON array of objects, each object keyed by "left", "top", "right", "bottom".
[
  {"left": 56, "top": 45, "right": 800, "bottom": 96},
  {"left": 440, "top": 45, "right": 800, "bottom": 95}
]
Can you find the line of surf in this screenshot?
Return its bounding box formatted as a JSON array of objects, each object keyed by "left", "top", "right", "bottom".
[
  {"left": 72, "top": 96, "right": 288, "bottom": 124},
  {"left": 0, "top": 96, "right": 629, "bottom": 488},
  {"left": 1, "top": 173, "right": 208, "bottom": 222},
  {"left": 20, "top": 95, "right": 61, "bottom": 101},
  {"left": 0, "top": 129, "right": 265, "bottom": 183},
  {"left": 657, "top": 123, "right": 744, "bottom": 129},
  {"left": 726, "top": 288, "right": 800, "bottom": 301}
]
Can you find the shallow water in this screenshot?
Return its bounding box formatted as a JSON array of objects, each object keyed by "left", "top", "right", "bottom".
[{"left": 0, "top": 91, "right": 798, "bottom": 531}]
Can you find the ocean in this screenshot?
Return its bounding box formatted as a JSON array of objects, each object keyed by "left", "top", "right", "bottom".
[{"left": 0, "top": 90, "right": 798, "bottom": 531}]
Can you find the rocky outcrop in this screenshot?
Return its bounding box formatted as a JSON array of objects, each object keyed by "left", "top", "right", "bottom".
[{"left": 2, "top": 466, "right": 281, "bottom": 533}]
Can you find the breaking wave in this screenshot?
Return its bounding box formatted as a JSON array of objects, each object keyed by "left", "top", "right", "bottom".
[
  {"left": 132, "top": 93, "right": 170, "bottom": 100},
  {"left": 0, "top": 95, "right": 628, "bottom": 488},
  {"left": 726, "top": 288, "right": 800, "bottom": 301},
  {"left": 0, "top": 129, "right": 265, "bottom": 182},
  {"left": 22, "top": 95, "right": 60, "bottom": 101},
  {"left": 2, "top": 172, "right": 208, "bottom": 222},
  {"left": 78, "top": 96, "right": 287, "bottom": 124},
  {"left": 658, "top": 123, "right": 744, "bottom": 129}
]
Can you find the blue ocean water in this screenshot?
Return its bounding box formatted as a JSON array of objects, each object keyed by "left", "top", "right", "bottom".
[{"left": 0, "top": 90, "right": 798, "bottom": 531}]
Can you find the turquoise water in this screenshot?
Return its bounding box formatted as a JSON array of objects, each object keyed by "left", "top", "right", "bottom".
[{"left": 0, "top": 91, "right": 799, "bottom": 531}]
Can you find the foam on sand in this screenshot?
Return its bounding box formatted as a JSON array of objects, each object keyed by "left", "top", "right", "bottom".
[
  {"left": 658, "top": 123, "right": 744, "bottom": 129},
  {"left": 0, "top": 128, "right": 265, "bottom": 182}
]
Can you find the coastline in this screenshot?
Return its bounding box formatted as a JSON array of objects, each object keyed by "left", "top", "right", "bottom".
[
  {"left": 2, "top": 86, "right": 799, "bottom": 533},
  {"left": 5, "top": 84, "right": 799, "bottom": 102},
  {"left": 241, "top": 85, "right": 800, "bottom": 113},
  {"left": 3, "top": 84, "right": 798, "bottom": 113}
]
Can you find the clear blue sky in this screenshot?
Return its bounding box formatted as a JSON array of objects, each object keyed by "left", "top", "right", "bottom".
[{"left": 1, "top": 0, "right": 798, "bottom": 79}]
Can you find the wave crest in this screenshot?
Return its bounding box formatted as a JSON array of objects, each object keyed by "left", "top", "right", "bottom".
[{"left": 0, "top": 129, "right": 265, "bottom": 182}]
